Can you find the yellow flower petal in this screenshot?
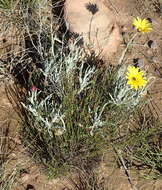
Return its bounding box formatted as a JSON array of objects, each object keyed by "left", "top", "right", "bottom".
[
  {"left": 133, "top": 17, "right": 152, "bottom": 33},
  {"left": 126, "top": 66, "right": 147, "bottom": 90}
]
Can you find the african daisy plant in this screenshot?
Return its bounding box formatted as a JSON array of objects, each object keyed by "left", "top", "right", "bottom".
[
  {"left": 109, "top": 65, "right": 150, "bottom": 109},
  {"left": 133, "top": 17, "right": 152, "bottom": 33}
]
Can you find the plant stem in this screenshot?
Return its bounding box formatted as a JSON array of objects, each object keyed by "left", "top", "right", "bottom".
[{"left": 118, "top": 33, "right": 138, "bottom": 65}]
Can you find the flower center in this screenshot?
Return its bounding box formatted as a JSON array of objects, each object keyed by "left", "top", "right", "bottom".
[{"left": 132, "top": 77, "right": 136, "bottom": 81}]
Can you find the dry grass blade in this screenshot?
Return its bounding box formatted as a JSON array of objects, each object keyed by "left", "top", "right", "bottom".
[{"left": 67, "top": 167, "right": 105, "bottom": 190}]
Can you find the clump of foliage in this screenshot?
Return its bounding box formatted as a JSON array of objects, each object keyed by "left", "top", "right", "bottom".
[
  {"left": 127, "top": 109, "right": 162, "bottom": 175},
  {"left": 0, "top": 0, "right": 44, "bottom": 10},
  {"left": 7, "top": 32, "right": 150, "bottom": 177},
  {"left": 67, "top": 167, "right": 106, "bottom": 190},
  {"left": 111, "top": 106, "right": 162, "bottom": 179},
  {"left": 0, "top": 124, "right": 19, "bottom": 190},
  {"left": 1, "top": 0, "right": 162, "bottom": 181}
]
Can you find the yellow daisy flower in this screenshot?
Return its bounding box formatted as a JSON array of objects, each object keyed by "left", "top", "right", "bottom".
[
  {"left": 126, "top": 66, "right": 147, "bottom": 90},
  {"left": 133, "top": 17, "right": 152, "bottom": 33}
]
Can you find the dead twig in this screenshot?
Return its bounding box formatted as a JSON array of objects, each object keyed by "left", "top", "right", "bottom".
[{"left": 113, "top": 146, "right": 138, "bottom": 190}]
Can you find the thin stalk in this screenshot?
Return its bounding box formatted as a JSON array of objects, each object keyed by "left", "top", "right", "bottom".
[{"left": 118, "top": 33, "right": 138, "bottom": 65}]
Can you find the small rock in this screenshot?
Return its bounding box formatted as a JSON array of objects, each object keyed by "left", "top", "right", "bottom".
[
  {"left": 147, "top": 40, "right": 158, "bottom": 49},
  {"left": 133, "top": 58, "right": 144, "bottom": 68},
  {"left": 64, "top": 0, "right": 122, "bottom": 64},
  {"left": 26, "top": 184, "right": 35, "bottom": 190},
  {"left": 146, "top": 17, "right": 153, "bottom": 23}
]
